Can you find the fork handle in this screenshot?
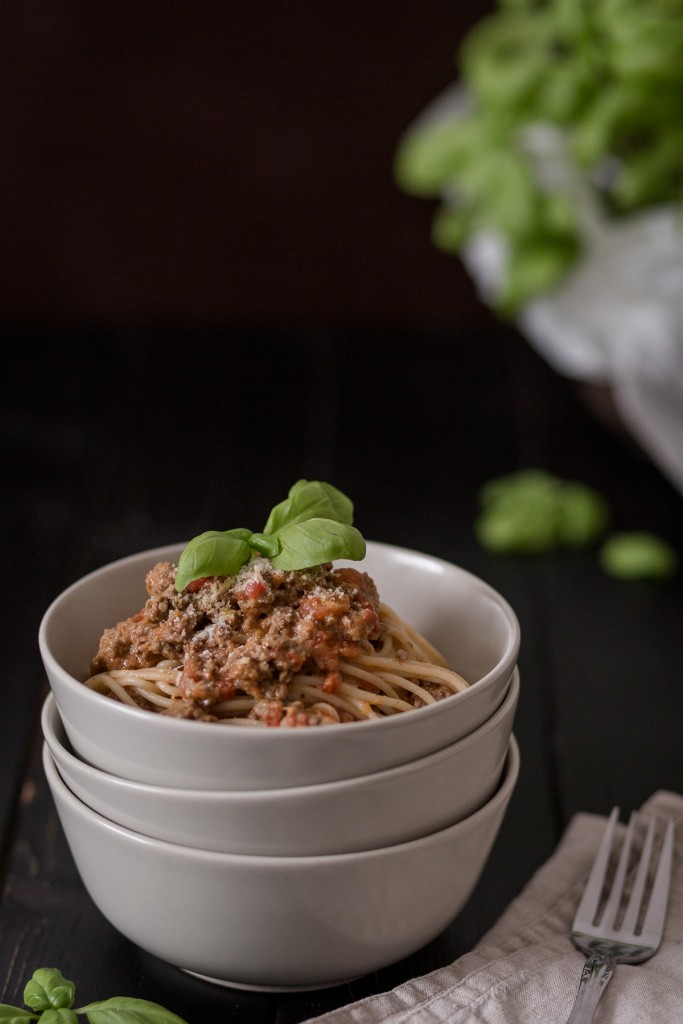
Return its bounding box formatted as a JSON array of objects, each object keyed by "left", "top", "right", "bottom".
[{"left": 565, "top": 955, "right": 616, "bottom": 1023}]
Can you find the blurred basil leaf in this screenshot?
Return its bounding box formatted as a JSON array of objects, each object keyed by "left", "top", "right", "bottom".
[
  {"left": 394, "top": 0, "right": 683, "bottom": 313},
  {"left": 599, "top": 532, "right": 678, "bottom": 579}
]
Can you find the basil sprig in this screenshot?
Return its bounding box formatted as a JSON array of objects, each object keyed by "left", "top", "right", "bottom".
[
  {"left": 174, "top": 479, "right": 366, "bottom": 591},
  {"left": 0, "top": 967, "right": 188, "bottom": 1023}
]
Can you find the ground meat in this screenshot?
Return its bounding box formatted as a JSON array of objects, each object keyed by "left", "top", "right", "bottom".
[
  {"left": 90, "top": 558, "right": 384, "bottom": 715},
  {"left": 407, "top": 680, "right": 454, "bottom": 705},
  {"left": 250, "top": 698, "right": 352, "bottom": 727},
  {"left": 90, "top": 563, "right": 204, "bottom": 672}
]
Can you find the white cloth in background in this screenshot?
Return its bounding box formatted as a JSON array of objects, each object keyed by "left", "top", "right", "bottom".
[
  {"left": 406, "top": 83, "right": 683, "bottom": 498},
  {"left": 464, "top": 127, "right": 683, "bottom": 499},
  {"left": 305, "top": 791, "right": 683, "bottom": 1024}
]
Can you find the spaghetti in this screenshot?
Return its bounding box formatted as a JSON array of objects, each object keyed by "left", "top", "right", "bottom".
[{"left": 85, "top": 558, "right": 469, "bottom": 726}]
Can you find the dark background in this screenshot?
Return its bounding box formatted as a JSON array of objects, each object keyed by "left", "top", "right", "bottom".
[
  {"left": 0, "top": 0, "right": 493, "bottom": 332},
  {"left": 3, "top": 4, "right": 683, "bottom": 1022}
]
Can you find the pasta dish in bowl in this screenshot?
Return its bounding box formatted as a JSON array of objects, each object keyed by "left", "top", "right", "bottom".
[
  {"left": 38, "top": 481, "right": 520, "bottom": 790},
  {"left": 85, "top": 555, "right": 469, "bottom": 727}
]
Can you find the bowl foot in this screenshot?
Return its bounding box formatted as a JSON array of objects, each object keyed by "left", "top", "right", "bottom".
[{"left": 180, "top": 967, "right": 363, "bottom": 992}]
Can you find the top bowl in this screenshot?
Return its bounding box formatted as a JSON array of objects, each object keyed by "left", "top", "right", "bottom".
[{"left": 39, "top": 540, "right": 520, "bottom": 790}]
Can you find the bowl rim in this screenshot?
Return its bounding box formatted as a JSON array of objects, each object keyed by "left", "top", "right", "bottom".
[
  {"left": 43, "top": 733, "right": 520, "bottom": 865},
  {"left": 41, "top": 667, "right": 519, "bottom": 801},
  {"left": 38, "top": 539, "right": 521, "bottom": 741}
]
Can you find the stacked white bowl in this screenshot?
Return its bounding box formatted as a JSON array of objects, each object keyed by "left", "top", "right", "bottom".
[{"left": 38, "top": 541, "right": 521, "bottom": 992}]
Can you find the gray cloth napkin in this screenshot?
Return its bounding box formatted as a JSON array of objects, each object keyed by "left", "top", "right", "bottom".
[{"left": 306, "top": 791, "right": 683, "bottom": 1024}]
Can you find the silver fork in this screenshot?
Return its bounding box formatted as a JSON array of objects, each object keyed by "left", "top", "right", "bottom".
[{"left": 565, "top": 806, "right": 675, "bottom": 1024}]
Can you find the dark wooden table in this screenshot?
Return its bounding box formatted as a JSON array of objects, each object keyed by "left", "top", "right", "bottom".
[{"left": 4, "top": 328, "right": 683, "bottom": 1023}]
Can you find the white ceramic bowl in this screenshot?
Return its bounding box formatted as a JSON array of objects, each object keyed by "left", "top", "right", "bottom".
[
  {"left": 39, "top": 541, "right": 520, "bottom": 790},
  {"left": 41, "top": 667, "right": 519, "bottom": 855},
  {"left": 43, "top": 734, "right": 519, "bottom": 991}
]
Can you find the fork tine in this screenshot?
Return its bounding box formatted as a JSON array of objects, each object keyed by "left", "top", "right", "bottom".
[
  {"left": 575, "top": 806, "right": 619, "bottom": 926},
  {"left": 598, "top": 810, "right": 636, "bottom": 929},
  {"left": 640, "top": 818, "right": 675, "bottom": 943},
  {"left": 566, "top": 811, "right": 675, "bottom": 1022},
  {"left": 621, "top": 815, "right": 656, "bottom": 933}
]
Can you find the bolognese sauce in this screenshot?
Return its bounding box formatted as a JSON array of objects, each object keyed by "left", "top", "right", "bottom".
[{"left": 90, "top": 558, "right": 385, "bottom": 725}]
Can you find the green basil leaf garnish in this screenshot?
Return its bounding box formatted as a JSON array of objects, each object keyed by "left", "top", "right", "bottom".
[
  {"left": 175, "top": 530, "right": 254, "bottom": 591},
  {"left": 263, "top": 479, "right": 354, "bottom": 535},
  {"left": 247, "top": 532, "right": 281, "bottom": 558},
  {"left": 39, "top": 1011, "right": 78, "bottom": 1024},
  {"left": 271, "top": 519, "right": 366, "bottom": 570},
  {"left": 24, "top": 969, "right": 75, "bottom": 1012},
  {"left": 174, "top": 481, "right": 365, "bottom": 590},
  {"left": 78, "top": 997, "right": 189, "bottom": 1023},
  {"left": 7, "top": 967, "right": 190, "bottom": 1024},
  {"left": 0, "top": 1007, "right": 38, "bottom": 1022}
]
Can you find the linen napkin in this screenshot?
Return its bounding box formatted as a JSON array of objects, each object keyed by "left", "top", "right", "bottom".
[{"left": 306, "top": 790, "right": 683, "bottom": 1024}]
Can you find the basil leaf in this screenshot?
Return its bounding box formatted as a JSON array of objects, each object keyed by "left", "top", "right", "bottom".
[
  {"left": 78, "top": 997, "right": 189, "bottom": 1024},
  {"left": 175, "top": 529, "right": 253, "bottom": 591},
  {"left": 24, "top": 969, "right": 75, "bottom": 1012},
  {"left": 556, "top": 483, "right": 610, "bottom": 547},
  {"left": 247, "top": 532, "right": 281, "bottom": 558},
  {"left": 271, "top": 519, "right": 366, "bottom": 570},
  {"left": 222, "top": 528, "right": 253, "bottom": 541},
  {"left": 0, "top": 1007, "right": 37, "bottom": 1023},
  {"left": 40, "top": 1011, "right": 78, "bottom": 1024},
  {"left": 174, "top": 480, "right": 365, "bottom": 583},
  {"left": 599, "top": 531, "right": 678, "bottom": 580},
  {"left": 263, "top": 480, "right": 354, "bottom": 536}
]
